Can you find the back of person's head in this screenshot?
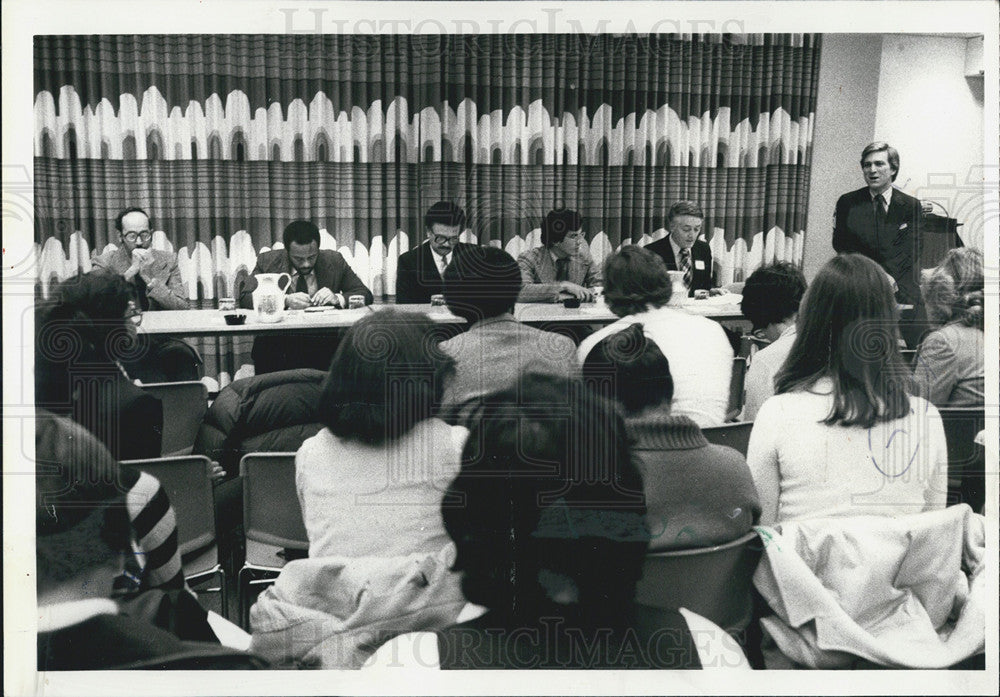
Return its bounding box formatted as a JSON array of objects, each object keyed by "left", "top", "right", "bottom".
[
  {"left": 775, "top": 253, "right": 909, "bottom": 427},
  {"left": 36, "top": 273, "right": 137, "bottom": 390},
  {"left": 442, "top": 246, "right": 522, "bottom": 322},
  {"left": 35, "top": 411, "right": 131, "bottom": 594},
  {"left": 740, "top": 262, "right": 807, "bottom": 331},
  {"left": 602, "top": 245, "right": 673, "bottom": 317},
  {"left": 540, "top": 209, "right": 583, "bottom": 247},
  {"left": 282, "top": 220, "right": 321, "bottom": 248},
  {"left": 443, "top": 374, "right": 647, "bottom": 619},
  {"left": 317, "top": 308, "right": 455, "bottom": 445},
  {"left": 424, "top": 201, "right": 466, "bottom": 230},
  {"left": 582, "top": 323, "right": 673, "bottom": 415},
  {"left": 923, "top": 248, "right": 984, "bottom": 330}
]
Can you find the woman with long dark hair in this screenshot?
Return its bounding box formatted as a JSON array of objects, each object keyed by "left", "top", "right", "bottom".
[{"left": 746, "top": 254, "right": 948, "bottom": 524}]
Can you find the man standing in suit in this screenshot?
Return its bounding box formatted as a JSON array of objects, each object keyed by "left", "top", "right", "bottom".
[
  {"left": 643, "top": 200, "right": 713, "bottom": 297},
  {"left": 241, "top": 220, "right": 373, "bottom": 373},
  {"left": 93, "top": 207, "right": 188, "bottom": 311},
  {"left": 833, "top": 142, "right": 922, "bottom": 305},
  {"left": 395, "top": 201, "right": 475, "bottom": 304},
  {"left": 239, "top": 220, "right": 372, "bottom": 309},
  {"left": 517, "top": 209, "right": 601, "bottom": 303}
]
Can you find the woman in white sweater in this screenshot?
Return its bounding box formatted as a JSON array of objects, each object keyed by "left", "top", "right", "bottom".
[
  {"left": 296, "top": 308, "right": 464, "bottom": 558},
  {"left": 747, "top": 254, "right": 948, "bottom": 525}
]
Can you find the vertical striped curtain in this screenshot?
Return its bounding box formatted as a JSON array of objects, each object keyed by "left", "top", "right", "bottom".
[{"left": 34, "top": 33, "right": 821, "bottom": 385}]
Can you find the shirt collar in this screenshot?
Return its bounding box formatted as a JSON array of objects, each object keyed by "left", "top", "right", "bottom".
[{"left": 872, "top": 188, "right": 893, "bottom": 207}]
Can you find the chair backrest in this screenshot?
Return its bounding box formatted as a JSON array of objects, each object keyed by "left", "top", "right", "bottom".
[
  {"left": 937, "top": 407, "right": 986, "bottom": 510},
  {"left": 726, "top": 356, "right": 747, "bottom": 421},
  {"left": 240, "top": 452, "right": 308, "bottom": 550},
  {"left": 634, "top": 530, "right": 763, "bottom": 633},
  {"left": 122, "top": 455, "right": 216, "bottom": 556},
  {"left": 701, "top": 421, "right": 754, "bottom": 458},
  {"left": 141, "top": 381, "right": 209, "bottom": 457}
]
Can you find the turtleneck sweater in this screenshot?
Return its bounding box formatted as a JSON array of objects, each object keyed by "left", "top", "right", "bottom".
[{"left": 626, "top": 410, "right": 760, "bottom": 551}]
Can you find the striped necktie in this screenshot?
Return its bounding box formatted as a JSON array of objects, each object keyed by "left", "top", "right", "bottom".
[{"left": 679, "top": 247, "right": 692, "bottom": 287}]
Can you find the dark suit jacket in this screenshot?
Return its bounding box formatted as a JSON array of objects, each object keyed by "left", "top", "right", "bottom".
[
  {"left": 643, "top": 237, "right": 713, "bottom": 295},
  {"left": 395, "top": 242, "right": 477, "bottom": 304},
  {"left": 833, "top": 187, "right": 922, "bottom": 304},
  {"left": 239, "top": 249, "right": 373, "bottom": 309}
]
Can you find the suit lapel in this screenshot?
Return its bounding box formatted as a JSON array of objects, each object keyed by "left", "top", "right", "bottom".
[{"left": 421, "top": 243, "right": 442, "bottom": 281}]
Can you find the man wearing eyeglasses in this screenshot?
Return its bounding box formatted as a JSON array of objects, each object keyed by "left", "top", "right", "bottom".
[
  {"left": 395, "top": 202, "right": 476, "bottom": 304},
  {"left": 93, "top": 207, "right": 189, "bottom": 311}
]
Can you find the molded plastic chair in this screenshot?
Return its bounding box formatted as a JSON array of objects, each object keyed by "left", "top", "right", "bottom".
[
  {"left": 634, "top": 530, "right": 763, "bottom": 635},
  {"left": 726, "top": 357, "right": 747, "bottom": 422},
  {"left": 938, "top": 407, "right": 986, "bottom": 512},
  {"left": 238, "top": 452, "right": 308, "bottom": 627},
  {"left": 140, "top": 381, "right": 209, "bottom": 456},
  {"left": 122, "top": 455, "right": 226, "bottom": 613},
  {"left": 701, "top": 421, "right": 754, "bottom": 458}
]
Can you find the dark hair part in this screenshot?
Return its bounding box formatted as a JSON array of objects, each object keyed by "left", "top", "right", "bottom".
[
  {"left": 740, "top": 262, "right": 808, "bottom": 330},
  {"left": 583, "top": 323, "right": 673, "bottom": 414},
  {"left": 923, "top": 248, "right": 984, "bottom": 330},
  {"left": 541, "top": 209, "right": 583, "bottom": 247},
  {"left": 317, "top": 308, "right": 456, "bottom": 445},
  {"left": 442, "top": 374, "right": 647, "bottom": 618},
  {"left": 602, "top": 245, "right": 673, "bottom": 317},
  {"left": 282, "top": 220, "right": 321, "bottom": 248},
  {"left": 115, "top": 206, "right": 150, "bottom": 232},
  {"left": 861, "top": 141, "right": 900, "bottom": 182},
  {"left": 424, "top": 201, "right": 466, "bottom": 231},
  {"left": 667, "top": 200, "right": 704, "bottom": 224},
  {"left": 775, "top": 254, "right": 910, "bottom": 427},
  {"left": 443, "top": 246, "right": 522, "bottom": 322}
]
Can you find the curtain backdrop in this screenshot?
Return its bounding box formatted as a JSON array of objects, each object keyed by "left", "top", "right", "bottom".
[{"left": 34, "top": 33, "right": 821, "bottom": 387}]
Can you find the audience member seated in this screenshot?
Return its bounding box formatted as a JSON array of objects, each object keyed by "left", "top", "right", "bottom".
[
  {"left": 240, "top": 220, "right": 374, "bottom": 374},
  {"left": 91, "top": 206, "right": 202, "bottom": 383},
  {"left": 583, "top": 324, "right": 760, "bottom": 551},
  {"left": 368, "top": 374, "right": 749, "bottom": 670},
  {"left": 577, "top": 246, "right": 733, "bottom": 427},
  {"left": 36, "top": 411, "right": 266, "bottom": 670},
  {"left": 35, "top": 273, "right": 163, "bottom": 461},
  {"left": 193, "top": 367, "right": 327, "bottom": 563},
  {"left": 296, "top": 308, "right": 463, "bottom": 558},
  {"left": 746, "top": 254, "right": 948, "bottom": 525},
  {"left": 440, "top": 246, "right": 579, "bottom": 410},
  {"left": 739, "top": 262, "right": 808, "bottom": 420},
  {"left": 395, "top": 201, "right": 477, "bottom": 304},
  {"left": 643, "top": 200, "right": 714, "bottom": 296},
  {"left": 911, "top": 248, "right": 984, "bottom": 407},
  {"left": 517, "top": 208, "right": 601, "bottom": 303}
]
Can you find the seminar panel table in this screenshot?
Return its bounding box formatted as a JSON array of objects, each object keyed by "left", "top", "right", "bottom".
[{"left": 139, "top": 300, "right": 745, "bottom": 338}]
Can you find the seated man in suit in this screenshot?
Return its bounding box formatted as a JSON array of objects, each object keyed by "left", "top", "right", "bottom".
[
  {"left": 240, "top": 220, "right": 373, "bottom": 373},
  {"left": 91, "top": 207, "right": 200, "bottom": 382},
  {"left": 440, "top": 246, "right": 579, "bottom": 413},
  {"left": 517, "top": 208, "right": 601, "bottom": 303},
  {"left": 395, "top": 201, "right": 476, "bottom": 304},
  {"left": 93, "top": 207, "right": 189, "bottom": 311},
  {"left": 644, "top": 200, "right": 713, "bottom": 296},
  {"left": 239, "top": 220, "right": 373, "bottom": 310}
]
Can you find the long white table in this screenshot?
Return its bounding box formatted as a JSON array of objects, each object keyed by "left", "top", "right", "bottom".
[{"left": 139, "top": 300, "right": 745, "bottom": 338}]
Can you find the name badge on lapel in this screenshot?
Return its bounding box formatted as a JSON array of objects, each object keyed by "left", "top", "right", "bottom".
[{"left": 694, "top": 260, "right": 706, "bottom": 270}]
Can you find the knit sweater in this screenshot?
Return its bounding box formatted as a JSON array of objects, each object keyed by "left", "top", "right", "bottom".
[{"left": 626, "top": 410, "right": 761, "bottom": 551}]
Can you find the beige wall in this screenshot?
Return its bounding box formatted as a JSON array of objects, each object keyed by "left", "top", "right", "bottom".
[{"left": 803, "top": 34, "right": 882, "bottom": 282}]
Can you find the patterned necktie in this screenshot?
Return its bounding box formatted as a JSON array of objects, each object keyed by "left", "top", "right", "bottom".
[
  {"left": 438, "top": 253, "right": 450, "bottom": 276},
  {"left": 679, "top": 247, "right": 692, "bottom": 287},
  {"left": 295, "top": 272, "right": 309, "bottom": 294},
  {"left": 555, "top": 256, "right": 569, "bottom": 282}
]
